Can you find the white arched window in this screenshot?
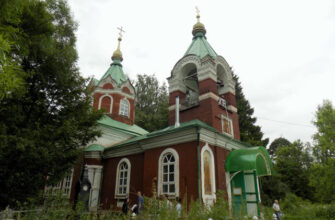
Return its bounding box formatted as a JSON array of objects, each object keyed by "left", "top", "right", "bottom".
[
  {"left": 158, "top": 148, "right": 179, "bottom": 197},
  {"left": 119, "top": 98, "right": 129, "bottom": 117},
  {"left": 201, "top": 143, "right": 216, "bottom": 206},
  {"left": 98, "top": 94, "right": 113, "bottom": 114},
  {"left": 115, "top": 158, "right": 131, "bottom": 198}
]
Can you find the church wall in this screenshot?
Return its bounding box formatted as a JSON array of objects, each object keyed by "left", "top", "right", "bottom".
[
  {"left": 198, "top": 78, "right": 218, "bottom": 95},
  {"left": 142, "top": 141, "right": 199, "bottom": 206},
  {"left": 69, "top": 157, "right": 83, "bottom": 203},
  {"left": 100, "top": 153, "right": 144, "bottom": 209},
  {"left": 92, "top": 92, "right": 135, "bottom": 125}
]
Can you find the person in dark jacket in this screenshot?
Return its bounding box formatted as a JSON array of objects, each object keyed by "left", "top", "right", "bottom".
[{"left": 122, "top": 198, "right": 130, "bottom": 215}]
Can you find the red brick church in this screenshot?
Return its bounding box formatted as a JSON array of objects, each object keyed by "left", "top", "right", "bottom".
[{"left": 51, "top": 12, "right": 274, "bottom": 218}]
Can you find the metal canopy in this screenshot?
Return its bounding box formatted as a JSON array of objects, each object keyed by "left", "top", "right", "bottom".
[{"left": 225, "top": 146, "right": 274, "bottom": 176}]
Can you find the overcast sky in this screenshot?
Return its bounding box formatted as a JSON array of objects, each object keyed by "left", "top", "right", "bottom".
[{"left": 68, "top": 0, "right": 335, "bottom": 145}]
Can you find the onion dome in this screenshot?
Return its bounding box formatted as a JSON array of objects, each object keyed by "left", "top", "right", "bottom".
[
  {"left": 192, "top": 13, "right": 206, "bottom": 36},
  {"left": 111, "top": 37, "right": 123, "bottom": 61}
]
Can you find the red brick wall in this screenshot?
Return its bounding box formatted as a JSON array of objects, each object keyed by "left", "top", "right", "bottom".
[
  {"left": 93, "top": 92, "right": 135, "bottom": 125},
  {"left": 198, "top": 78, "right": 218, "bottom": 95},
  {"left": 100, "top": 153, "right": 145, "bottom": 209}
]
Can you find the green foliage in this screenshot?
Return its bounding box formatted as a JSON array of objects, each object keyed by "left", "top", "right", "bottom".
[
  {"left": 0, "top": 0, "right": 26, "bottom": 99},
  {"left": 260, "top": 175, "right": 289, "bottom": 206},
  {"left": 308, "top": 100, "right": 335, "bottom": 203},
  {"left": 309, "top": 159, "right": 335, "bottom": 203},
  {"left": 0, "top": 0, "right": 102, "bottom": 209},
  {"left": 233, "top": 74, "right": 269, "bottom": 147},
  {"left": 135, "top": 74, "right": 169, "bottom": 132},
  {"left": 268, "top": 137, "right": 291, "bottom": 159},
  {"left": 275, "top": 140, "right": 314, "bottom": 200},
  {"left": 312, "top": 100, "right": 335, "bottom": 163}
]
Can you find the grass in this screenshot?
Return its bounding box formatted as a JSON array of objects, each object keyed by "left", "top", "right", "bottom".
[{"left": 2, "top": 192, "right": 335, "bottom": 219}]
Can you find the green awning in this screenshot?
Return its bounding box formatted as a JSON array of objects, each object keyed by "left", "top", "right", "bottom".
[{"left": 225, "top": 146, "right": 274, "bottom": 176}]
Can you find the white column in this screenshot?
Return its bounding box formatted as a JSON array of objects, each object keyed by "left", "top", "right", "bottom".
[{"left": 87, "top": 165, "right": 103, "bottom": 211}]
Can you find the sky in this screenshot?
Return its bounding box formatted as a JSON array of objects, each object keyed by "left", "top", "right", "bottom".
[{"left": 67, "top": 0, "right": 335, "bottom": 145}]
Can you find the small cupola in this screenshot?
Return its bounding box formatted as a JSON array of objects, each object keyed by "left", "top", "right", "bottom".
[
  {"left": 192, "top": 7, "right": 206, "bottom": 37},
  {"left": 90, "top": 27, "right": 136, "bottom": 125}
]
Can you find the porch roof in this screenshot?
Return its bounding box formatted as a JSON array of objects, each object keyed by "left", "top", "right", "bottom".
[{"left": 225, "top": 146, "right": 274, "bottom": 176}]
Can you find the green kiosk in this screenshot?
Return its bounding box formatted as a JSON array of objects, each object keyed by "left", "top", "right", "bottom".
[{"left": 225, "top": 147, "right": 274, "bottom": 218}]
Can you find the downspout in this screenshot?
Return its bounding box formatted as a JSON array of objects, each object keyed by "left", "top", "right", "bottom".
[{"left": 196, "top": 127, "right": 201, "bottom": 203}]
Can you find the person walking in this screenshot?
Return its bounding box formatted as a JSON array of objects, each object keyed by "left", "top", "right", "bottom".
[
  {"left": 272, "top": 199, "right": 281, "bottom": 220},
  {"left": 137, "top": 191, "right": 144, "bottom": 215},
  {"left": 176, "top": 197, "right": 182, "bottom": 217}
]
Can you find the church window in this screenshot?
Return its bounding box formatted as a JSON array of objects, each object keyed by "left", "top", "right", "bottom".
[
  {"left": 44, "top": 170, "right": 73, "bottom": 198},
  {"left": 98, "top": 94, "right": 113, "bottom": 113},
  {"left": 222, "top": 115, "right": 233, "bottom": 137},
  {"left": 119, "top": 99, "right": 129, "bottom": 117},
  {"left": 115, "top": 158, "right": 131, "bottom": 198},
  {"left": 158, "top": 148, "right": 179, "bottom": 197}
]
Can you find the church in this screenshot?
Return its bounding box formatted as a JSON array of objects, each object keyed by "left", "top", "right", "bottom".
[{"left": 58, "top": 11, "right": 273, "bottom": 218}]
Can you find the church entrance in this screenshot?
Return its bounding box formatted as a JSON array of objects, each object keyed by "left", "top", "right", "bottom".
[{"left": 225, "top": 147, "right": 274, "bottom": 218}]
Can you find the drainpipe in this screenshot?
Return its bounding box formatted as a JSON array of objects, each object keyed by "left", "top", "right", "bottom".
[
  {"left": 196, "top": 127, "right": 201, "bottom": 203},
  {"left": 175, "top": 96, "right": 180, "bottom": 128}
]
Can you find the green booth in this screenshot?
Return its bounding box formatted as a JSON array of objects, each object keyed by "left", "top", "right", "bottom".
[{"left": 225, "top": 147, "right": 274, "bottom": 218}]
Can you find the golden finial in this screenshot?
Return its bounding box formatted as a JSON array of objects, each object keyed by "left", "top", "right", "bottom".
[
  {"left": 112, "top": 26, "right": 125, "bottom": 61},
  {"left": 192, "top": 7, "right": 206, "bottom": 36}
]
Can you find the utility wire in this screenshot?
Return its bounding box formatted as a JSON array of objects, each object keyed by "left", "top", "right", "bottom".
[{"left": 257, "top": 117, "right": 314, "bottom": 128}]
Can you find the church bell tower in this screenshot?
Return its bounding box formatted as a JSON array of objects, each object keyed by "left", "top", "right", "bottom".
[{"left": 167, "top": 10, "right": 240, "bottom": 140}]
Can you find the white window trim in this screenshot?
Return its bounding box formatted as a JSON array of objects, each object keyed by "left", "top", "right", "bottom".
[
  {"left": 158, "top": 148, "right": 179, "bottom": 198},
  {"left": 98, "top": 94, "right": 113, "bottom": 114},
  {"left": 119, "top": 98, "right": 130, "bottom": 117},
  {"left": 44, "top": 169, "right": 73, "bottom": 198},
  {"left": 115, "top": 158, "right": 131, "bottom": 199},
  {"left": 222, "top": 115, "right": 234, "bottom": 137},
  {"left": 62, "top": 169, "right": 74, "bottom": 197},
  {"left": 201, "top": 143, "right": 216, "bottom": 205}
]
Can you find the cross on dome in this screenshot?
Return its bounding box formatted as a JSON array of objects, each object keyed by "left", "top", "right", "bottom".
[
  {"left": 117, "top": 26, "right": 125, "bottom": 40},
  {"left": 195, "top": 6, "right": 200, "bottom": 22}
]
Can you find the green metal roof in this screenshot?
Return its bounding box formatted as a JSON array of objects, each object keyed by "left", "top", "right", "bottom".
[
  {"left": 98, "top": 115, "right": 148, "bottom": 136},
  {"left": 105, "top": 119, "right": 251, "bottom": 152},
  {"left": 93, "top": 78, "right": 99, "bottom": 86},
  {"left": 184, "top": 32, "right": 217, "bottom": 59},
  {"left": 225, "top": 146, "right": 274, "bottom": 176},
  {"left": 85, "top": 144, "right": 104, "bottom": 152},
  {"left": 100, "top": 60, "right": 128, "bottom": 86}
]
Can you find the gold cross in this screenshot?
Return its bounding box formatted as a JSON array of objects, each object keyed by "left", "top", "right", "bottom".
[
  {"left": 195, "top": 6, "right": 200, "bottom": 22},
  {"left": 117, "top": 26, "right": 125, "bottom": 39},
  {"left": 195, "top": 6, "right": 200, "bottom": 16}
]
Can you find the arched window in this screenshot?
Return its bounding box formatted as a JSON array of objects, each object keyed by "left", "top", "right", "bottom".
[
  {"left": 115, "top": 158, "right": 131, "bottom": 198},
  {"left": 158, "top": 148, "right": 179, "bottom": 197},
  {"left": 222, "top": 115, "right": 234, "bottom": 137},
  {"left": 119, "top": 98, "right": 129, "bottom": 117},
  {"left": 201, "top": 143, "right": 216, "bottom": 205},
  {"left": 98, "top": 94, "right": 113, "bottom": 113}
]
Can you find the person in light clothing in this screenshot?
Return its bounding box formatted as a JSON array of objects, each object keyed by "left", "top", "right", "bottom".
[{"left": 272, "top": 199, "right": 281, "bottom": 220}]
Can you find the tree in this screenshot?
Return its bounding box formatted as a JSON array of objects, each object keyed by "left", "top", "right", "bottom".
[
  {"left": 0, "top": 0, "right": 102, "bottom": 208},
  {"left": 309, "top": 100, "right": 335, "bottom": 203},
  {"left": 134, "top": 74, "right": 169, "bottom": 132},
  {"left": 275, "top": 140, "right": 314, "bottom": 200},
  {"left": 233, "top": 74, "right": 269, "bottom": 147},
  {"left": 312, "top": 100, "right": 335, "bottom": 163},
  {"left": 268, "top": 137, "right": 291, "bottom": 159},
  {"left": 0, "top": 0, "right": 25, "bottom": 99}
]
